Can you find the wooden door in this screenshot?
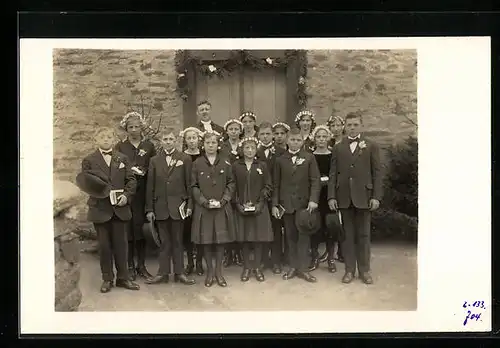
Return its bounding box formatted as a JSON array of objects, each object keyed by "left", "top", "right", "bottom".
[
  {"left": 242, "top": 68, "right": 287, "bottom": 123},
  {"left": 195, "top": 72, "right": 241, "bottom": 127}
]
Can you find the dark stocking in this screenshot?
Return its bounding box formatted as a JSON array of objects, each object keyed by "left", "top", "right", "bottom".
[
  {"left": 242, "top": 243, "right": 252, "bottom": 269},
  {"left": 204, "top": 245, "right": 214, "bottom": 275},
  {"left": 253, "top": 243, "right": 263, "bottom": 269},
  {"left": 215, "top": 245, "right": 225, "bottom": 276}
]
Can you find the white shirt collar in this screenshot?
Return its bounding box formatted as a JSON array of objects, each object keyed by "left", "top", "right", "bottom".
[
  {"left": 164, "top": 149, "right": 175, "bottom": 156},
  {"left": 99, "top": 148, "right": 112, "bottom": 154},
  {"left": 289, "top": 149, "right": 300, "bottom": 155},
  {"left": 347, "top": 134, "right": 361, "bottom": 140},
  {"left": 200, "top": 120, "right": 212, "bottom": 125}
]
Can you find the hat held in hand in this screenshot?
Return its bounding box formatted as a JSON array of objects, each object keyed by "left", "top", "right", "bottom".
[
  {"left": 75, "top": 171, "right": 111, "bottom": 199},
  {"left": 295, "top": 209, "right": 321, "bottom": 235},
  {"left": 142, "top": 220, "right": 161, "bottom": 248},
  {"left": 325, "top": 212, "right": 343, "bottom": 241}
]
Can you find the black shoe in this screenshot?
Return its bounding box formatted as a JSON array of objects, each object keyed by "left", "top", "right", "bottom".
[
  {"left": 297, "top": 271, "right": 317, "bottom": 283},
  {"left": 282, "top": 268, "right": 297, "bottom": 280},
  {"left": 196, "top": 262, "right": 205, "bottom": 276},
  {"left": 215, "top": 275, "right": 228, "bottom": 287},
  {"left": 342, "top": 272, "right": 355, "bottom": 284},
  {"left": 240, "top": 268, "right": 251, "bottom": 282},
  {"left": 128, "top": 267, "right": 137, "bottom": 281},
  {"left": 145, "top": 275, "right": 169, "bottom": 284},
  {"left": 254, "top": 269, "right": 265, "bottom": 282},
  {"left": 100, "top": 280, "right": 113, "bottom": 293},
  {"left": 174, "top": 273, "right": 196, "bottom": 285},
  {"left": 184, "top": 264, "right": 194, "bottom": 275},
  {"left": 136, "top": 266, "right": 153, "bottom": 279},
  {"left": 234, "top": 252, "right": 243, "bottom": 266},
  {"left": 223, "top": 253, "right": 232, "bottom": 267},
  {"left": 272, "top": 264, "right": 282, "bottom": 274},
  {"left": 116, "top": 279, "right": 140, "bottom": 290},
  {"left": 308, "top": 258, "right": 319, "bottom": 272},
  {"left": 327, "top": 260, "right": 337, "bottom": 273},
  {"left": 205, "top": 275, "right": 214, "bottom": 287}
]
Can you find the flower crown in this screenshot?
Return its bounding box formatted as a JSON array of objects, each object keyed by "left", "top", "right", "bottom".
[
  {"left": 179, "top": 126, "right": 203, "bottom": 139},
  {"left": 311, "top": 125, "right": 333, "bottom": 139},
  {"left": 120, "top": 111, "right": 146, "bottom": 130},
  {"left": 201, "top": 130, "right": 221, "bottom": 138},
  {"left": 294, "top": 110, "right": 316, "bottom": 123},
  {"left": 239, "top": 111, "right": 257, "bottom": 121},
  {"left": 223, "top": 119, "right": 243, "bottom": 131},
  {"left": 272, "top": 122, "right": 291, "bottom": 132},
  {"left": 327, "top": 115, "right": 345, "bottom": 126},
  {"left": 238, "top": 136, "right": 259, "bottom": 148}
]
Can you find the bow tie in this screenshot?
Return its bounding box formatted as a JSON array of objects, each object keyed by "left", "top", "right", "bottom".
[
  {"left": 348, "top": 137, "right": 360, "bottom": 143},
  {"left": 102, "top": 150, "right": 113, "bottom": 156},
  {"left": 261, "top": 144, "right": 272, "bottom": 150}
]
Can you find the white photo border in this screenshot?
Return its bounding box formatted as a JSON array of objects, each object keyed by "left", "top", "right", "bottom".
[{"left": 19, "top": 37, "right": 491, "bottom": 334}]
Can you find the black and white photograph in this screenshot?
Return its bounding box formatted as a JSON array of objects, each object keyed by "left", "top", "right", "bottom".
[{"left": 20, "top": 38, "right": 491, "bottom": 333}]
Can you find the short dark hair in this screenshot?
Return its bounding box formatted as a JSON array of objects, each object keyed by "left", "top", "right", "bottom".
[
  {"left": 288, "top": 127, "right": 302, "bottom": 136},
  {"left": 160, "top": 127, "right": 178, "bottom": 137},
  {"left": 258, "top": 121, "right": 273, "bottom": 132},
  {"left": 345, "top": 111, "right": 363, "bottom": 123},
  {"left": 197, "top": 100, "right": 211, "bottom": 107}
]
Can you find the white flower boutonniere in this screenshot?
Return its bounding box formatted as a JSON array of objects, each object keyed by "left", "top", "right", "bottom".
[
  {"left": 295, "top": 158, "right": 305, "bottom": 165},
  {"left": 256, "top": 168, "right": 263, "bottom": 175},
  {"left": 175, "top": 160, "right": 184, "bottom": 167},
  {"left": 220, "top": 169, "right": 225, "bottom": 174},
  {"left": 231, "top": 150, "right": 238, "bottom": 155},
  {"left": 359, "top": 140, "right": 367, "bottom": 149},
  {"left": 138, "top": 149, "right": 147, "bottom": 156},
  {"left": 118, "top": 162, "right": 125, "bottom": 169},
  {"left": 270, "top": 146, "right": 276, "bottom": 154}
]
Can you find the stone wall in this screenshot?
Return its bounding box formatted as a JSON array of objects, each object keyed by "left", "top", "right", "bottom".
[{"left": 53, "top": 48, "right": 417, "bottom": 183}]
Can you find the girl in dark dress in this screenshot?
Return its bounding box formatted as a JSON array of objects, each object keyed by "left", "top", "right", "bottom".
[
  {"left": 326, "top": 114, "right": 346, "bottom": 263},
  {"left": 180, "top": 127, "right": 205, "bottom": 276},
  {"left": 307, "top": 125, "right": 340, "bottom": 273},
  {"left": 240, "top": 111, "right": 259, "bottom": 138},
  {"left": 114, "top": 112, "right": 156, "bottom": 281},
  {"left": 232, "top": 137, "right": 273, "bottom": 282},
  {"left": 219, "top": 119, "right": 244, "bottom": 267},
  {"left": 191, "top": 131, "right": 236, "bottom": 287},
  {"left": 294, "top": 110, "right": 316, "bottom": 152}
]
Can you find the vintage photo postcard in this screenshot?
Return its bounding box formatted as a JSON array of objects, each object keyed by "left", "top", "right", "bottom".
[{"left": 19, "top": 37, "right": 491, "bottom": 334}]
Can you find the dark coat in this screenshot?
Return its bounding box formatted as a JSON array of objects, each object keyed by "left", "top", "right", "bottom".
[
  {"left": 219, "top": 139, "right": 243, "bottom": 164},
  {"left": 81, "top": 150, "right": 137, "bottom": 223},
  {"left": 302, "top": 135, "right": 315, "bottom": 153},
  {"left": 327, "top": 135, "right": 383, "bottom": 209},
  {"left": 272, "top": 150, "right": 321, "bottom": 214},
  {"left": 114, "top": 138, "right": 156, "bottom": 224},
  {"left": 195, "top": 120, "right": 225, "bottom": 135},
  {"left": 256, "top": 143, "right": 286, "bottom": 185},
  {"left": 232, "top": 159, "right": 273, "bottom": 242},
  {"left": 190, "top": 154, "right": 236, "bottom": 244},
  {"left": 145, "top": 149, "right": 193, "bottom": 221}
]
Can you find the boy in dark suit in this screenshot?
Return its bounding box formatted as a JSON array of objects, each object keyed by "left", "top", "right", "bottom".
[
  {"left": 80, "top": 127, "right": 140, "bottom": 293},
  {"left": 257, "top": 122, "right": 286, "bottom": 273},
  {"left": 272, "top": 127, "right": 321, "bottom": 283},
  {"left": 195, "top": 100, "right": 225, "bottom": 135},
  {"left": 144, "top": 128, "right": 196, "bottom": 285},
  {"left": 327, "top": 112, "right": 383, "bottom": 284}
]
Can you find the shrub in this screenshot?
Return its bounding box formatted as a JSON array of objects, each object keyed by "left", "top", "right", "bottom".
[{"left": 372, "top": 135, "right": 418, "bottom": 243}]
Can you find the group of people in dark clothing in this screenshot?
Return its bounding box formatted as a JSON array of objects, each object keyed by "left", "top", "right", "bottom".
[{"left": 77, "top": 99, "right": 382, "bottom": 294}]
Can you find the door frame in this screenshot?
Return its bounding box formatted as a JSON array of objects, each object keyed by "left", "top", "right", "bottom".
[{"left": 179, "top": 50, "right": 305, "bottom": 127}]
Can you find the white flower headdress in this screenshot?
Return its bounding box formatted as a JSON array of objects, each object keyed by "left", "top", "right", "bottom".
[
  {"left": 327, "top": 115, "right": 345, "bottom": 126},
  {"left": 201, "top": 130, "right": 221, "bottom": 138},
  {"left": 223, "top": 119, "right": 243, "bottom": 131},
  {"left": 294, "top": 110, "right": 316, "bottom": 124},
  {"left": 311, "top": 125, "right": 333, "bottom": 139},
  {"left": 238, "top": 136, "right": 259, "bottom": 148},
  {"left": 272, "top": 122, "right": 291, "bottom": 132},
  {"left": 120, "top": 111, "right": 146, "bottom": 130},
  {"left": 239, "top": 111, "right": 257, "bottom": 121},
  {"left": 179, "top": 126, "right": 203, "bottom": 139}
]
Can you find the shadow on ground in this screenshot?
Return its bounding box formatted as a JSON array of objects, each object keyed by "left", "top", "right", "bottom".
[{"left": 78, "top": 243, "right": 417, "bottom": 312}]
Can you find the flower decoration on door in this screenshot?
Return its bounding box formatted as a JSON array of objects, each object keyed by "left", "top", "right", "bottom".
[{"left": 174, "top": 50, "right": 309, "bottom": 108}]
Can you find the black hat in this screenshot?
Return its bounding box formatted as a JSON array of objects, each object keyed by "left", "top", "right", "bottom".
[
  {"left": 75, "top": 171, "right": 111, "bottom": 199},
  {"left": 142, "top": 220, "right": 161, "bottom": 247},
  {"left": 295, "top": 209, "right": 321, "bottom": 235},
  {"left": 325, "top": 212, "right": 344, "bottom": 241}
]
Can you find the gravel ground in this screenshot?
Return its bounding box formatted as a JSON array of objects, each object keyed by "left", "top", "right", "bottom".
[{"left": 78, "top": 242, "right": 417, "bottom": 312}]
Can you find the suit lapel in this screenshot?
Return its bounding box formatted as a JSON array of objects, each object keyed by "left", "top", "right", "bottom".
[
  {"left": 109, "top": 154, "right": 120, "bottom": 180},
  {"left": 93, "top": 150, "right": 111, "bottom": 177},
  {"left": 163, "top": 150, "right": 179, "bottom": 179}
]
